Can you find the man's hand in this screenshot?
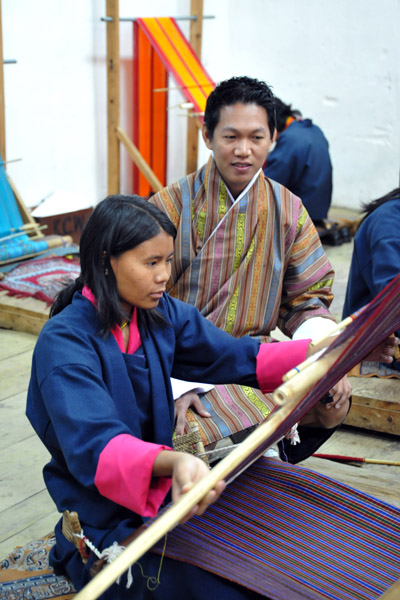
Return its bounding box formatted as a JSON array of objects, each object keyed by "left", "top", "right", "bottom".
[
  {"left": 365, "top": 335, "right": 399, "bottom": 364},
  {"left": 174, "top": 391, "right": 212, "bottom": 436},
  {"left": 324, "top": 375, "right": 352, "bottom": 411}
]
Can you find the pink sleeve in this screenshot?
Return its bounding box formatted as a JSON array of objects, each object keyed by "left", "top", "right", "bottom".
[
  {"left": 256, "top": 339, "right": 310, "bottom": 393},
  {"left": 94, "top": 434, "right": 172, "bottom": 517}
]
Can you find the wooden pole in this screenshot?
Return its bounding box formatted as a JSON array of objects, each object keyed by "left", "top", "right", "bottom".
[
  {"left": 115, "top": 126, "right": 163, "bottom": 192},
  {"left": 274, "top": 344, "right": 344, "bottom": 405},
  {"left": 106, "top": 0, "right": 120, "bottom": 195},
  {"left": 0, "top": 0, "right": 6, "bottom": 162},
  {"left": 186, "top": 0, "right": 203, "bottom": 174},
  {"left": 379, "top": 578, "right": 400, "bottom": 599}
]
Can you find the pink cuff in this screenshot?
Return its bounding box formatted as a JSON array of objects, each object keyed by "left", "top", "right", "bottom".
[
  {"left": 256, "top": 339, "right": 310, "bottom": 393},
  {"left": 95, "top": 434, "right": 172, "bottom": 517}
]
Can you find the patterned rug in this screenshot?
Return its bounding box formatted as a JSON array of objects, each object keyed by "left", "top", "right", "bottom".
[
  {"left": 0, "top": 534, "right": 76, "bottom": 599},
  {"left": 0, "top": 255, "right": 80, "bottom": 305}
]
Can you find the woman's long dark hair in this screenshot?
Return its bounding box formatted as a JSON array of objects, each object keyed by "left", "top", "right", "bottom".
[
  {"left": 50, "top": 195, "right": 177, "bottom": 336},
  {"left": 358, "top": 187, "right": 400, "bottom": 228}
]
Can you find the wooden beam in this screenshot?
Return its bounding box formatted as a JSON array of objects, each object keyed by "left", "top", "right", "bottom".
[
  {"left": 379, "top": 578, "right": 400, "bottom": 599},
  {"left": 115, "top": 126, "right": 163, "bottom": 192},
  {"left": 106, "top": 0, "right": 120, "bottom": 195},
  {"left": 0, "top": 0, "right": 7, "bottom": 162},
  {"left": 186, "top": 0, "right": 203, "bottom": 174},
  {"left": 345, "top": 377, "right": 400, "bottom": 435}
]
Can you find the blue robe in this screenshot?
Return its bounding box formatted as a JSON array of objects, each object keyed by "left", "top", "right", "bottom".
[
  {"left": 342, "top": 196, "right": 400, "bottom": 341},
  {"left": 264, "top": 119, "right": 332, "bottom": 221},
  {"left": 26, "top": 292, "right": 269, "bottom": 599}
]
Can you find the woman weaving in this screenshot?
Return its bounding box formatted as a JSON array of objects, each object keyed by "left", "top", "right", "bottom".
[{"left": 26, "top": 196, "right": 398, "bottom": 600}]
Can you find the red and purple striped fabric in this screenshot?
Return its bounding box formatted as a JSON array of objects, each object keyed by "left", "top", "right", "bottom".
[{"left": 152, "top": 458, "right": 400, "bottom": 599}]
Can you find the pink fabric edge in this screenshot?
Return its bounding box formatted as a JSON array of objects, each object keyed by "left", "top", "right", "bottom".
[
  {"left": 95, "top": 434, "right": 172, "bottom": 517},
  {"left": 256, "top": 339, "right": 310, "bottom": 393},
  {"left": 82, "top": 285, "right": 141, "bottom": 354}
]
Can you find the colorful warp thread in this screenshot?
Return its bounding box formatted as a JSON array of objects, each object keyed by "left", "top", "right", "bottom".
[{"left": 152, "top": 459, "right": 400, "bottom": 600}]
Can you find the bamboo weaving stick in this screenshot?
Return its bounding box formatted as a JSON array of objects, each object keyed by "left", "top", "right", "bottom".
[
  {"left": 313, "top": 454, "right": 400, "bottom": 466},
  {"left": 73, "top": 380, "right": 319, "bottom": 600},
  {"left": 283, "top": 316, "right": 354, "bottom": 382},
  {"left": 275, "top": 343, "right": 344, "bottom": 404}
]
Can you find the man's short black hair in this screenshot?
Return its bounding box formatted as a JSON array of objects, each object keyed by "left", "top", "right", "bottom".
[{"left": 204, "top": 76, "right": 276, "bottom": 139}]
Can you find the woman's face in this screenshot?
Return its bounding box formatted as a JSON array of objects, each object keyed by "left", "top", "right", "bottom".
[{"left": 110, "top": 230, "right": 174, "bottom": 312}]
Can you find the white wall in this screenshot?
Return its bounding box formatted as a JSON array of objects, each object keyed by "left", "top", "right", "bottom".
[{"left": 2, "top": 0, "right": 400, "bottom": 211}]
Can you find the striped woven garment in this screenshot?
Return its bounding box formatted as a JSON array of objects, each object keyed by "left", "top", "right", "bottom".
[
  {"left": 152, "top": 458, "right": 400, "bottom": 600},
  {"left": 151, "top": 156, "right": 335, "bottom": 445}
]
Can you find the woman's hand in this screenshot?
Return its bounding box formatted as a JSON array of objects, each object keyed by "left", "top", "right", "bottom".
[{"left": 153, "top": 451, "right": 225, "bottom": 524}]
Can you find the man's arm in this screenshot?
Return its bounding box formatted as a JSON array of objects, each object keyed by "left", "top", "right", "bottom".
[{"left": 278, "top": 200, "right": 335, "bottom": 338}]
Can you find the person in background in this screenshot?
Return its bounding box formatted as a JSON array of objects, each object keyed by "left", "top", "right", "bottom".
[
  {"left": 343, "top": 187, "right": 400, "bottom": 374},
  {"left": 263, "top": 97, "right": 345, "bottom": 243}
]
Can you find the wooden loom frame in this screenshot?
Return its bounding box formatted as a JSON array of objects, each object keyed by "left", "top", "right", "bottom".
[
  {"left": 0, "top": 0, "right": 42, "bottom": 238},
  {"left": 106, "top": 0, "right": 206, "bottom": 196},
  {"left": 73, "top": 272, "right": 400, "bottom": 599}
]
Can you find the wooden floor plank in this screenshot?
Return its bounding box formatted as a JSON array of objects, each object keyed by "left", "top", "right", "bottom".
[
  {"left": 0, "top": 328, "right": 37, "bottom": 361},
  {"left": 0, "top": 348, "right": 34, "bottom": 401},
  {"left": 0, "top": 391, "right": 35, "bottom": 451},
  {"left": 0, "top": 508, "right": 59, "bottom": 559},
  {"left": 0, "top": 489, "right": 57, "bottom": 548},
  {"left": 0, "top": 434, "right": 51, "bottom": 513}
]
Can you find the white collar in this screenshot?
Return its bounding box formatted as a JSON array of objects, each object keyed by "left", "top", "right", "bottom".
[{"left": 225, "top": 168, "right": 262, "bottom": 204}]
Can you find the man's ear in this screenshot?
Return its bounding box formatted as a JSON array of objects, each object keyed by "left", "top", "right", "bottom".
[
  {"left": 272, "top": 128, "right": 278, "bottom": 144},
  {"left": 202, "top": 124, "right": 213, "bottom": 150}
]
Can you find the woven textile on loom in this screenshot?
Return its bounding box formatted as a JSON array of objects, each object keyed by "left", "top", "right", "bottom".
[
  {"left": 151, "top": 458, "right": 400, "bottom": 600},
  {"left": 0, "top": 255, "right": 80, "bottom": 304}
]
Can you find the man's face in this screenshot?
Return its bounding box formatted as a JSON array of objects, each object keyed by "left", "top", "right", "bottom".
[{"left": 202, "top": 102, "right": 275, "bottom": 198}]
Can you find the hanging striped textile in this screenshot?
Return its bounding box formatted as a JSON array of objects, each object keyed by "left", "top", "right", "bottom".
[
  {"left": 136, "top": 18, "right": 215, "bottom": 115},
  {"left": 152, "top": 458, "right": 400, "bottom": 600}
]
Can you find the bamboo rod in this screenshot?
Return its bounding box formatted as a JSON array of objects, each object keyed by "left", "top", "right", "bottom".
[
  {"left": 106, "top": 0, "right": 120, "bottom": 195},
  {"left": 283, "top": 316, "right": 354, "bottom": 382},
  {"left": 313, "top": 454, "right": 400, "bottom": 466},
  {"left": 186, "top": 0, "right": 203, "bottom": 174},
  {"left": 274, "top": 343, "right": 344, "bottom": 405},
  {"left": 309, "top": 316, "right": 353, "bottom": 350},
  {"left": 0, "top": 224, "right": 47, "bottom": 243},
  {"left": 379, "top": 577, "right": 400, "bottom": 599},
  {"left": 115, "top": 126, "right": 163, "bottom": 192},
  {"left": 73, "top": 385, "right": 312, "bottom": 600}
]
